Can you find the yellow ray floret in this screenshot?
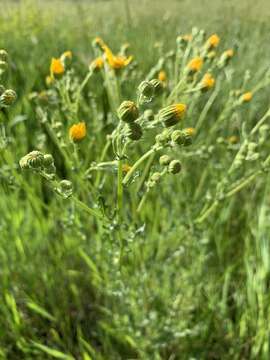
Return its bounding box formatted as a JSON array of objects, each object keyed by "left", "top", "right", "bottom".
[{"left": 69, "top": 122, "right": 87, "bottom": 142}]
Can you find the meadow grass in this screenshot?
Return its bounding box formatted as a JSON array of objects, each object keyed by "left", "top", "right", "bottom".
[{"left": 1, "top": 0, "right": 270, "bottom": 359}]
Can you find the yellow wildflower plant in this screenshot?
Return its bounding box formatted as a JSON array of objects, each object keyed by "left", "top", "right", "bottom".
[
  {"left": 69, "top": 122, "right": 87, "bottom": 142},
  {"left": 187, "top": 57, "right": 203, "bottom": 73}
]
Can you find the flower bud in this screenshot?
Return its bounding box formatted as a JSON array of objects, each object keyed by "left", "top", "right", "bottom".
[
  {"left": 138, "top": 81, "right": 154, "bottom": 99},
  {"left": 0, "top": 60, "right": 8, "bottom": 72},
  {"left": 159, "top": 104, "right": 187, "bottom": 127},
  {"left": 0, "top": 50, "right": 8, "bottom": 62},
  {"left": 19, "top": 151, "right": 44, "bottom": 170},
  {"left": 60, "top": 179, "right": 73, "bottom": 191},
  {"left": 143, "top": 109, "right": 154, "bottom": 122},
  {"left": 151, "top": 172, "right": 161, "bottom": 182},
  {"left": 159, "top": 155, "right": 171, "bottom": 166},
  {"left": 172, "top": 129, "right": 194, "bottom": 146},
  {"left": 149, "top": 79, "right": 164, "bottom": 96},
  {"left": 168, "top": 160, "right": 182, "bottom": 174},
  {"left": 46, "top": 164, "right": 56, "bottom": 174},
  {"left": 0, "top": 89, "right": 17, "bottom": 106},
  {"left": 240, "top": 92, "right": 252, "bottom": 103},
  {"left": 43, "top": 154, "right": 54, "bottom": 167},
  {"left": 117, "top": 100, "right": 139, "bottom": 123},
  {"left": 155, "top": 129, "right": 170, "bottom": 145},
  {"left": 126, "top": 122, "right": 143, "bottom": 141}
]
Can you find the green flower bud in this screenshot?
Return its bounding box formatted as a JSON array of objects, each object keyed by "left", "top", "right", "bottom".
[
  {"left": 60, "top": 179, "right": 73, "bottom": 191},
  {"left": 155, "top": 129, "right": 170, "bottom": 145},
  {"left": 159, "top": 155, "right": 171, "bottom": 166},
  {"left": 43, "top": 154, "right": 54, "bottom": 167},
  {"left": 138, "top": 81, "right": 154, "bottom": 99},
  {"left": 151, "top": 172, "right": 161, "bottom": 182},
  {"left": 20, "top": 151, "right": 44, "bottom": 170},
  {"left": 171, "top": 129, "right": 194, "bottom": 146},
  {"left": 117, "top": 100, "right": 139, "bottom": 123},
  {"left": 171, "top": 130, "right": 185, "bottom": 145},
  {"left": 149, "top": 79, "right": 164, "bottom": 96},
  {"left": 0, "top": 50, "right": 8, "bottom": 62},
  {"left": 158, "top": 104, "right": 187, "bottom": 127},
  {"left": 168, "top": 160, "right": 182, "bottom": 174},
  {"left": 0, "top": 89, "right": 17, "bottom": 107},
  {"left": 143, "top": 109, "right": 155, "bottom": 122},
  {"left": 126, "top": 122, "right": 143, "bottom": 141},
  {"left": 0, "top": 61, "right": 8, "bottom": 72}
]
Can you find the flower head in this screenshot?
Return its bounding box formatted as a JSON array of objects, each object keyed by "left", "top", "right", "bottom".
[
  {"left": 187, "top": 57, "right": 203, "bottom": 73},
  {"left": 50, "top": 58, "right": 65, "bottom": 78},
  {"left": 158, "top": 70, "right": 167, "bottom": 83},
  {"left": 90, "top": 57, "right": 104, "bottom": 72},
  {"left": 201, "top": 73, "right": 215, "bottom": 90},
  {"left": 69, "top": 122, "right": 87, "bottom": 142},
  {"left": 205, "top": 34, "right": 220, "bottom": 49},
  {"left": 103, "top": 45, "right": 133, "bottom": 70},
  {"left": 224, "top": 49, "right": 234, "bottom": 58},
  {"left": 241, "top": 92, "right": 253, "bottom": 103}
]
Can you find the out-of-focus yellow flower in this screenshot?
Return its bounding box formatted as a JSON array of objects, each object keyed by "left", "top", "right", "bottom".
[
  {"left": 61, "top": 51, "right": 72, "bottom": 60},
  {"left": 122, "top": 163, "right": 132, "bottom": 173},
  {"left": 183, "top": 34, "right": 193, "bottom": 42},
  {"left": 241, "top": 92, "right": 253, "bottom": 103},
  {"left": 187, "top": 57, "right": 203, "bottom": 73},
  {"left": 201, "top": 73, "right": 215, "bottom": 90},
  {"left": 103, "top": 45, "right": 133, "bottom": 70},
  {"left": 158, "top": 70, "right": 167, "bottom": 83},
  {"left": 50, "top": 58, "right": 65, "bottom": 77},
  {"left": 227, "top": 135, "right": 239, "bottom": 144},
  {"left": 224, "top": 49, "right": 234, "bottom": 58},
  {"left": 185, "top": 127, "right": 196, "bottom": 136},
  {"left": 90, "top": 57, "right": 104, "bottom": 72},
  {"left": 94, "top": 37, "right": 105, "bottom": 48},
  {"left": 69, "top": 122, "right": 86, "bottom": 142},
  {"left": 205, "top": 34, "right": 220, "bottom": 49}
]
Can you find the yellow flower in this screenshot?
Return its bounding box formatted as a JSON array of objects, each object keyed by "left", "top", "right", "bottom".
[
  {"left": 69, "top": 122, "right": 86, "bottom": 142},
  {"left": 205, "top": 34, "right": 220, "bottom": 49},
  {"left": 46, "top": 75, "right": 54, "bottom": 86},
  {"left": 103, "top": 45, "right": 133, "bottom": 70},
  {"left": 187, "top": 57, "right": 203, "bottom": 72},
  {"left": 50, "top": 58, "right": 65, "bottom": 77},
  {"left": 158, "top": 70, "right": 167, "bottom": 83},
  {"left": 183, "top": 34, "right": 193, "bottom": 42},
  {"left": 185, "top": 127, "right": 196, "bottom": 136},
  {"left": 122, "top": 163, "right": 132, "bottom": 173},
  {"left": 224, "top": 49, "right": 234, "bottom": 58},
  {"left": 90, "top": 57, "right": 104, "bottom": 71},
  {"left": 61, "top": 51, "right": 72, "bottom": 60},
  {"left": 227, "top": 135, "right": 239, "bottom": 144},
  {"left": 241, "top": 92, "right": 253, "bottom": 103},
  {"left": 93, "top": 37, "right": 105, "bottom": 48},
  {"left": 201, "top": 73, "right": 215, "bottom": 90}
]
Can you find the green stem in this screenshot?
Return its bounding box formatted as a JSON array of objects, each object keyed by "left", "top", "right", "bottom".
[
  {"left": 117, "top": 159, "right": 123, "bottom": 220},
  {"left": 72, "top": 196, "right": 107, "bottom": 223},
  {"left": 137, "top": 190, "right": 149, "bottom": 213},
  {"left": 122, "top": 146, "right": 161, "bottom": 186}
]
